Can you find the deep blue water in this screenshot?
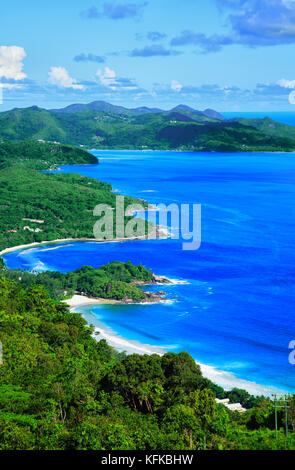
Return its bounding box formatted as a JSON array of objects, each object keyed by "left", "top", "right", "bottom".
[{"left": 4, "top": 150, "right": 295, "bottom": 394}]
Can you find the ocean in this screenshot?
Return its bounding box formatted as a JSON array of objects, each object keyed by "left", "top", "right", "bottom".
[
  {"left": 4, "top": 149, "right": 295, "bottom": 396},
  {"left": 223, "top": 111, "right": 295, "bottom": 127}
]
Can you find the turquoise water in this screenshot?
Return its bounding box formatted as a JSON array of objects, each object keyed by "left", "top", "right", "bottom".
[{"left": 4, "top": 150, "right": 295, "bottom": 394}]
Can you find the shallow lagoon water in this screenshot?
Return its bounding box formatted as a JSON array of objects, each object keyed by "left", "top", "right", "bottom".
[{"left": 4, "top": 150, "right": 295, "bottom": 395}]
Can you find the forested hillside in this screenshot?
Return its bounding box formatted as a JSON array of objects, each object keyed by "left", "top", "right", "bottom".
[
  {"left": 0, "top": 167, "right": 145, "bottom": 251},
  {"left": 0, "top": 139, "right": 97, "bottom": 171},
  {"left": 1, "top": 103, "right": 295, "bottom": 152},
  {"left": 2, "top": 261, "right": 156, "bottom": 302},
  {"left": 0, "top": 276, "right": 294, "bottom": 450}
]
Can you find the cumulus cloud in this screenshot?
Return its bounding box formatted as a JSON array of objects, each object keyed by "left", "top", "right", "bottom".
[
  {"left": 228, "top": 0, "right": 295, "bottom": 46},
  {"left": 48, "top": 67, "right": 84, "bottom": 90},
  {"left": 277, "top": 78, "right": 295, "bottom": 89},
  {"left": 96, "top": 67, "right": 139, "bottom": 92},
  {"left": 74, "top": 53, "right": 105, "bottom": 63},
  {"left": 171, "top": 80, "right": 183, "bottom": 92},
  {"left": 96, "top": 67, "right": 117, "bottom": 89},
  {"left": 81, "top": 2, "right": 147, "bottom": 20},
  {"left": 152, "top": 79, "right": 295, "bottom": 109},
  {"left": 0, "top": 46, "right": 27, "bottom": 81},
  {"left": 131, "top": 44, "right": 179, "bottom": 57},
  {"left": 171, "top": 1, "right": 295, "bottom": 53}
]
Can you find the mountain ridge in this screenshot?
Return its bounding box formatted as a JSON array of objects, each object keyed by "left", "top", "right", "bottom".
[
  {"left": 1, "top": 101, "right": 295, "bottom": 152},
  {"left": 49, "top": 100, "right": 223, "bottom": 119}
]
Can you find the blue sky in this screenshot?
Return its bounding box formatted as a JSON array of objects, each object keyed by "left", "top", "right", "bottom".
[{"left": 1, "top": 0, "right": 295, "bottom": 111}]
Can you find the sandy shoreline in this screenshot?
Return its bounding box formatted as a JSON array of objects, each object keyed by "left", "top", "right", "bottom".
[
  {"left": 0, "top": 228, "right": 170, "bottom": 257},
  {"left": 62, "top": 294, "right": 121, "bottom": 307},
  {"left": 68, "top": 301, "right": 287, "bottom": 397},
  {"left": 1, "top": 227, "right": 287, "bottom": 397},
  {"left": 63, "top": 292, "right": 175, "bottom": 308}
]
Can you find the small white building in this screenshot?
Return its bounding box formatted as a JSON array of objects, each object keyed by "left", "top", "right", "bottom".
[{"left": 215, "top": 398, "right": 246, "bottom": 413}]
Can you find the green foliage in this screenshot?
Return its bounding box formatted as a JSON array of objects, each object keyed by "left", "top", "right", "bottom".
[
  {"left": 1, "top": 105, "right": 295, "bottom": 152},
  {"left": 0, "top": 138, "right": 97, "bottom": 170},
  {"left": 0, "top": 276, "right": 294, "bottom": 450},
  {"left": 2, "top": 261, "right": 153, "bottom": 301},
  {"left": 0, "top": 166, "right": 145, "bottom": 251}
]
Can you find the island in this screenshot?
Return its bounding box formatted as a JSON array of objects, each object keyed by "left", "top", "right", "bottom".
[
  {"left": 1, "top": 260, "right": 173, "bottom": 304},
  {"left": 1, "top": 101, "right": 295, "bottom": 152},
  {"left": 0, "top": 112, "right": 293, "bottom": 451}
]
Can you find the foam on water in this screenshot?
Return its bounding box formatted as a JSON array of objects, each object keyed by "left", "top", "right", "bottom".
[{"left": 4, "top": 150, "right": 295, "bottom": 394}]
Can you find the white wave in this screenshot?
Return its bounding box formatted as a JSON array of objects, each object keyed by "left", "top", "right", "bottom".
[
  {"left": 204, "top": 203, "right": 252, "bottom": 223},
  {"left": 39, "top": 244, "right": 73, "bottom": 252},
  {"left": 83, "top": 314, "right": 287, "bottom": 397},
  {"left": 32, "top": 261, "right": 48, "bottom": 272},
  {"left": 199, "top": 363, "right": 285, "bottom": 397},
  {"left": 157, "top": 276, "right": 190, "bottom": 285},
  {"left": 214, "top": 218, "right": 239, "bottom": 227},
  {"left": 91, "top": 324, "right": 165, "bottom": 356},
  {"left": 140, "top": 190, "right": 158, "bottom": 193},
  {"left": 17, "top": 248, "right": 38, "bottom": 256}
]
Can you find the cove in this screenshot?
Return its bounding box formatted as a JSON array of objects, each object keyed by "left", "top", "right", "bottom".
[{"left": 4, "top": 150, "right": 295, "bottom": 395}]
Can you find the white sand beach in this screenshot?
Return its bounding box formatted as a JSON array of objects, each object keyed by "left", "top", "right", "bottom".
[
  {"left": 62, "top": 294, "right": 120, "bottom": 308},
  {"left": 0, "top": 229, "right": 170, "bottom": 257},
  {"left": 68, "top": 298, "right": 287, "bottom": 397}
]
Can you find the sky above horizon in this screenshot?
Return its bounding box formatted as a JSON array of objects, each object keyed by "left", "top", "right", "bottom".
[{"left": 1, "top": 0, "right": 295, "bottom": 111}]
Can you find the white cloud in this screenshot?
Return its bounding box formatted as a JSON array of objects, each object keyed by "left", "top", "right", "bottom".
[
  {"left": 0, "top": 83, "right": 24, "bottom": 90},
  {"left": 171, "top": 80, "right": 183, "bottom": 92},
  {"left": 0, "top": 46, "right": 27, "bottom": 81},
  {"left": 282, "top": 0, "right": 295, "bottom": 8},
  {"left": 96, "top": 67, "right": 117, "bottom": 89},
  {"left": 277, "top": 78, "right": 295, "bottom": 89},
  {"left": 48, "top": 67, "right": 84, "bottom": 90}
]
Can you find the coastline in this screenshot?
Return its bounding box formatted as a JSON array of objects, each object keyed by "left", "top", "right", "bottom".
[
  {"left": 62, "top": 294, "right": 121, "bottom": 307},
  {"left": 69, "top": 301, "right": 287, "bottom": 397},
  {"left": 93, "top": 148, "right": 295, "bottom": 155},
  {"left": 2, "top": 152, "right": 292, "bottom": 401},
  {"left": 62, "top": 286, "right": 176, "bottom": 308},
  {"left": 0, "top": 228, "right": 170, "bottom": 257},
  {"left": 3, "top": 238, "right": 288, "bottom": 397}
]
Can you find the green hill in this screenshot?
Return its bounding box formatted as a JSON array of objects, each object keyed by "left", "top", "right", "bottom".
[
  {"left": 0, "top": 276, "right": 294, "bottom": 450},
  {"left": 235, "top": 116, "right": 295, "bottom": 140},
  {"left": 0, "top": 139, "right": 98, "bottom": 170},
  {"left": 2, "top": 261, "right": 156, "bottom": 302},
  {"left": 2, "top": 102, "right": 295, "bottom": 151},
  {"left": 0, "top": 167, "right": 142, "bottom": 251}
]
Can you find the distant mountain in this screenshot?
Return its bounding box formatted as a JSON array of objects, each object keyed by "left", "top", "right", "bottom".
[
  {"left": 50, "top": 100, "right": 224, "bottom": 120},
  {"left": 170, "top": 105, "right": 196, "bottom": 112},
  {"left": 1, "top": 102, "right": 295, "bottom": 152},
  {"left": 50, "top": 100, "right": 164, "bottom": 116},
  {"left": 203, "top": 109, "right": 225, "bottom": 120}
]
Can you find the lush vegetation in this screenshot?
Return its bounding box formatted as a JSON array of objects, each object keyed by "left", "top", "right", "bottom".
[
  {"left": 0, "top": 138, "right": 98, "bottom": 170},
  {"left": 1, "top": 104, "right": 294, "bottom": 450},
  {"left": 0, "top": 276, "right": 294, "bottom": 450},
  {"left": 1, "top": 103, "right": 295, "bottom": 152},
  {"left": 0, "top": 166, "right": 148, "bottom": 251},
  {"left": 2, "top": 261, "right": 155, "bottom": 301}
]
